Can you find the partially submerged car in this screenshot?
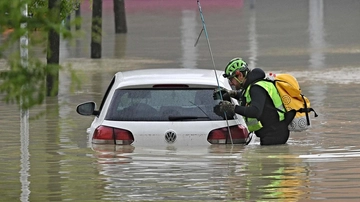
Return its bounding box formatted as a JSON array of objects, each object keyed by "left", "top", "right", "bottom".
[{"left": 76, "top": 68, "right": 251, "bottom": 146}]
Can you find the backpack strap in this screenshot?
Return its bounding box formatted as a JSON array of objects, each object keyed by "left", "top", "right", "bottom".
[{"left": 298, "top": 94, "right": 319, "bottom": 125}]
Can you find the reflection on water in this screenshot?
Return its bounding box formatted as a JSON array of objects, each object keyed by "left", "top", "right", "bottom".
[
  {"left": 309, "top": 0, "right": 326, "bottom": 69},
  {"left": 181, "top": 10, "right": 198, "bottom": 69},
  {"left": 2, "top": 0, "right": 360, "bottom": 201},
  {"left": 20, "top": 110, "right": 30, "bottom": 202},
  {"left": 247, "top": 6, "right": 258, "bottom": 69},
  {"left": 93, "top": 144, "right": 310, "bottom": 201},
  {"left": 307, "top": 0, "right": 328, "bottom": 146}
]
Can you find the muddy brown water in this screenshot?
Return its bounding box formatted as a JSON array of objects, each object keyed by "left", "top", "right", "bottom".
[{"left": 1, "top": 0, "right": 360, "bottom": 201}]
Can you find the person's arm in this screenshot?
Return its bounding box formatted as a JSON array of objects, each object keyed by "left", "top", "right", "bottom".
[
  {"left": 233, "top": 90, "right": 243, "bottom": 100},
  {"left": 234, "top": 85, "right": 266, "bottom": 118}
]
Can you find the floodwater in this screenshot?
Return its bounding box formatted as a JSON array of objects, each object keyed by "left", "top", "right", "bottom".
[{"left": 1, "top": 0, "right": 360, "bottom": 201}]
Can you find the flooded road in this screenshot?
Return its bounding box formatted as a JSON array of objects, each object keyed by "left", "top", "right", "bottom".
[{"left": 1, "top": 0, "right": 360, "bottom": 201}]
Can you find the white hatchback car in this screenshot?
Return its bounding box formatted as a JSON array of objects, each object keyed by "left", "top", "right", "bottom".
[{"left": 76, "top": 68, "right": 251, "bottom": 146}]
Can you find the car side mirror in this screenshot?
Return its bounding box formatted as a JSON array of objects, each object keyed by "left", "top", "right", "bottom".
[{"left": 76, "top": 102, "right": 99, "bottom": 116}]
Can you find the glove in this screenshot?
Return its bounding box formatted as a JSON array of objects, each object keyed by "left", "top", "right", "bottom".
[
  {"left": 219, "top": 100, "right": 236, "bottom": 115},
  {"left": 213, "top": 101, "right": 236, "bottom": 119},
  {"left": 213, "top": 87, "right": 237, "bottom": 101},
  {"left": 213, "top": 104, "right": 223, "bottom": 117}
]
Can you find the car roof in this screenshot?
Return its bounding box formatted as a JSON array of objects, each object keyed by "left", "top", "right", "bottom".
[{"left": 114, "top": 68, "right": 228, "bottom": 88}]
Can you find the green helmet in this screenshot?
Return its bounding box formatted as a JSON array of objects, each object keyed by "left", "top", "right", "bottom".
[{"left": 223, "top": 58, "right": 249, "bottom": 78}]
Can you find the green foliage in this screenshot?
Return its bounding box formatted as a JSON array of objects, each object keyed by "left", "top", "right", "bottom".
[
  {"left": 29, "top": 0, "right": 81, "bottom": 21},
  {"left": 0, "top": 0, "right": 83, "bottom": 110},
  {"left": 0, "top": 56, "right": 55, "bottom": 109}
]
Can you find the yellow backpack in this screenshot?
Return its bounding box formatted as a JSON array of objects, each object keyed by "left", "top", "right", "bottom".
[{"left": 267, "top": 73, "right": 318, "bottom": 132}]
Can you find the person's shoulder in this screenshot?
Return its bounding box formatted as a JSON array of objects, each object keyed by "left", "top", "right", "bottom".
[
  {"left": 250, "top": 84, "right": 266, "bottom": 91},
  {"left": 250, "top": 68, "right": 265, "bottom": 76},
  {"left": 249, "top": 83, "right": 269, "bottom": 96}
]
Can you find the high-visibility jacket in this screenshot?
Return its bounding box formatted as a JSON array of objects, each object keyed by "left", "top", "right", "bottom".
[{"left": 243, "top": 80, "right": 285, "bottom": 132}]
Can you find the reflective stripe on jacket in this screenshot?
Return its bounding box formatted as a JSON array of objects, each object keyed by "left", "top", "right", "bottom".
[{"left": 243, "top": 80, "right": 285, "bottom": 132}]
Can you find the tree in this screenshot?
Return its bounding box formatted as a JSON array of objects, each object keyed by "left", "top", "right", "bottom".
[
  {"left": 91, "top": 0, "right": 102, "bottom": 58},
  {"left": 0, "top": 0, "right": 80, "bottom": 110},
  {"left": 114, "top": 0, "right": 127, "bottom": 34}
]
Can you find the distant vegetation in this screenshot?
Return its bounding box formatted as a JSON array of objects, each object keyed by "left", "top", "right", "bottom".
[{"left": 0, "top": 0, "right": 81, "bottom": 110}]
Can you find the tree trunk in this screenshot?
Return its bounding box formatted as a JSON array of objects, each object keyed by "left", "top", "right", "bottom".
[
  {"left": 47, "top": 0, "right": 60, "bottom": 96},
  {"left": 75, "top": 3, "right": 81, "bottom": 30},
  {"left": 91, "top": 0, "right": 102, "bottom": 58},
  {"left": 114, "top": 0, "right": 127, "bottom": 33},
  {"left": 65, "top": 15, "right": 71, "bottom": 31}
]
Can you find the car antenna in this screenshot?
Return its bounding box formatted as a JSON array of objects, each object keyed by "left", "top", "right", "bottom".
[{"left": 195, "top": 0, "right": 233, "bottom": 144}]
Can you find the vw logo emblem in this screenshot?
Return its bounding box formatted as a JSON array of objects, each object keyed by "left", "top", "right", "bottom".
[{"left": 165, "top": 130, "right": 177, "bottom": 143}]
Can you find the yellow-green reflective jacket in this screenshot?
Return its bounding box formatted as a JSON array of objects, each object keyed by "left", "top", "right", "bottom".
[{"left": 243, "top": 80, "right": 285, "bottom": 132}]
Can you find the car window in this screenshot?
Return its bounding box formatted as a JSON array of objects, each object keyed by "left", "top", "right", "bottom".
[
  {"left": 98, "top": 76, "right": 115, "bottom": 113},
  {"left": 105, "top": 88, "right": 235, "bottom": 121}
]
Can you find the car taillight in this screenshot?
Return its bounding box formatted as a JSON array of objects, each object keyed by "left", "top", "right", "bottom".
[
  {"left": 207, "top": 125, "right": 248, "bottom": 144},
  {"left": 93, "top": 126, "right": 134, "bottom": 145}
]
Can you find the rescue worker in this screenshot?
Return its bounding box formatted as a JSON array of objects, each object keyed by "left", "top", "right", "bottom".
[{"left": 214, "top": 58, "right": 291, "bottom": 145}]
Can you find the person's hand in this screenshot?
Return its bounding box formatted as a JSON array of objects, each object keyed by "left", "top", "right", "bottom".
[
  {"left": 213, "top": 87, "right": 237, "bottom": 101},
  {"left": 219, "top": 100, "right": 236, "bottom": 115},
  {"left": 213, "top": 101, "right": 236, "bottom": 119}
]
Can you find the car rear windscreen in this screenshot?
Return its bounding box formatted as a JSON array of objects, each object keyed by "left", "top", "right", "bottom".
[{"left": 105, "top": 88, "right": 235, "bottom": 121}]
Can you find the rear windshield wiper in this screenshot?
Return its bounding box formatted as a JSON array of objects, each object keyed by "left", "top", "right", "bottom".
[
  {"left": 188, "top": 101, "right": 212, "bottom": 120},
  {"left": 168, "top": 116, "right": 211, "bottom": 121}
]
